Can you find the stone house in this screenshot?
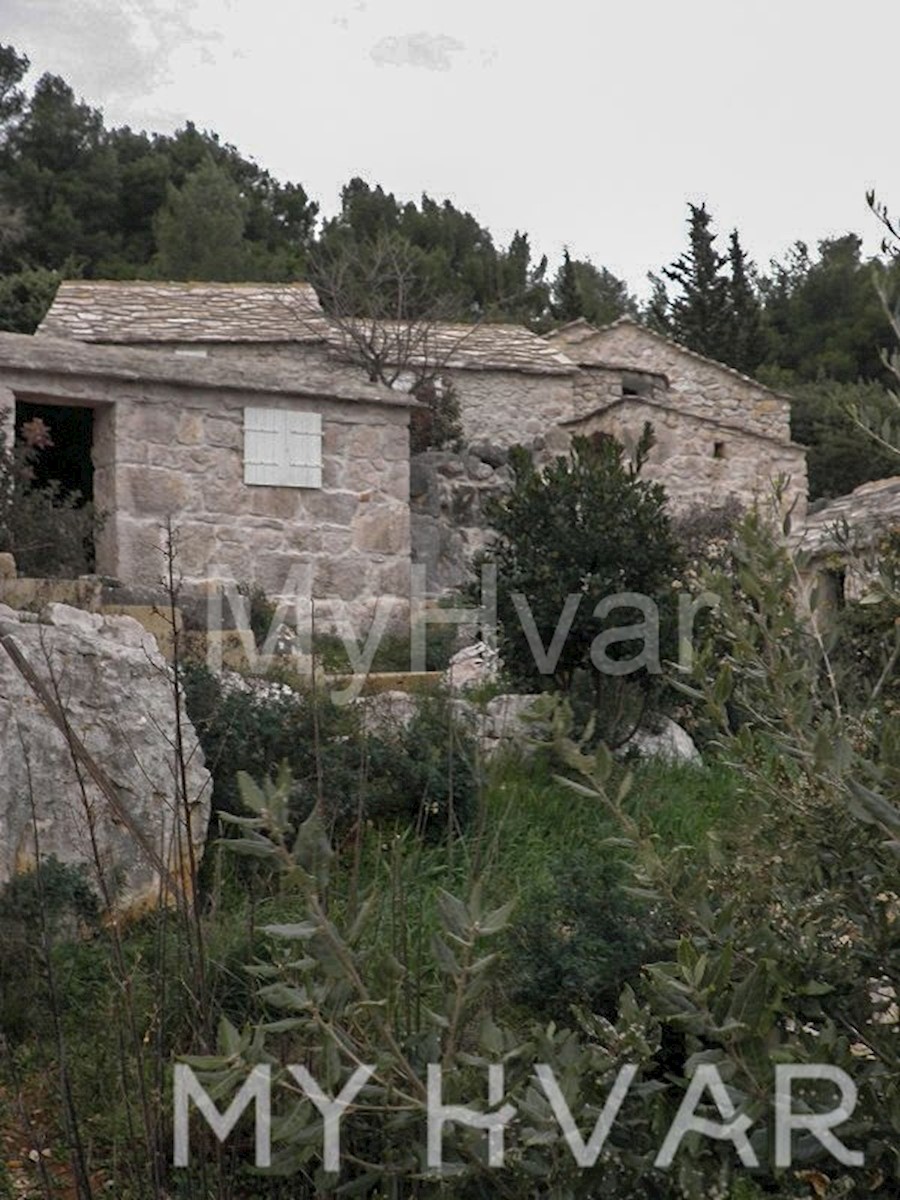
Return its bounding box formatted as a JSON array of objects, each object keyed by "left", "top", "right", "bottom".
[
  {"left": 545, "top": 317, "right": 808, "bottom": 522},
  {"left": 0, "top": 326, "right": 414, "bottom": 626},
  {"left": 37, "top": 282, "right": 586, "bottom": 598},
  {"left": 35, "top": 281, "right": 812, "bottom": 601},
  {"left": 795, "top": 476, "right": 900, "bottom": 617},
  {"left": 39, "top": 280, "right": 580, "bottom": 448}
]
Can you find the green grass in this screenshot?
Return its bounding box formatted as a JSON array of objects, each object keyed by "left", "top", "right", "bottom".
[
  {"left": 622, "top": 757, "right": 741, "bottom": 848},
  {"left": 477, "top": 748, "right": 742, "bottom": 905}
]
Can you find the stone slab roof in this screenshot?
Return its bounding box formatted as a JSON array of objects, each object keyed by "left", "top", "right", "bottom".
[
  {"left": 0, "top": 331, "right": 412, "bottom": 407},
  {"left": 547, "top": 316, "right": 792, "bottom": 400},
  {"left": 798, "top": 476, "right": 900, "bottom": 555},
  {"left": 326, "top": 319, "right": 577, "bottom": 375},
  {"left": 39, "top": 281, "right": 577, "bottom": 375},
  {"left": 39, "top": 281, "right": 333, "bottom": 344}
]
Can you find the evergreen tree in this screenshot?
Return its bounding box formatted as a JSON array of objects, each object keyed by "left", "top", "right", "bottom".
[
  {"left": 0, "top": 44, "right": 28, "bottom": 146},
  {"left": 2, "top": 73, "right": 122, "bottom": 272},
  {"left": 661, "top": 202, "right": 731, "bottom": 361},
  {"left": 759, "top": 234, "right": 898, "bottom": 383},
  {"left": 554, "top": 257, "right": 637, "bottom": 327},
  {"left": 152, "top": 156, "right": 250, "bottom": 280},
  {"left": 643, "top": 271, "right": 671, "bottom": 333},
  {"left": 495, "top": 231, "right": 550, "bottom": 326},
  {"left": 725, "top": 229, "right": 765, "bottom": 374},
  {"left": 0, "top": 266, "right": 61, "bottom": 333},
  {"left": 553, "top": 248, "right": 582, "bottom": 322}
]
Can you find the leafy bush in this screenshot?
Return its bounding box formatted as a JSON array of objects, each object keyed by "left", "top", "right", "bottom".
[
  {"left": 474, "top": 432, "right": 683, "bottom": 735},
  {"left": 505, "top": 847, "right": 669, "bottom": 1022},
  {"left": 181, "top": 665, "right": 477, "bottom": 840},
  {"left": 0, "top": 856, "right": 100, "bottom": 1041},
  {"left": 311, "top": 619, "right": 460, "bottom": 674},
  {"left": 410, "top": 373, "right": 463, "bottom": 453},
  {"left": 0, "top": 413, "right": 98, "bottom": 576},
  {"left": 234, "top": 580, "right": 278, "bottom": 650}
]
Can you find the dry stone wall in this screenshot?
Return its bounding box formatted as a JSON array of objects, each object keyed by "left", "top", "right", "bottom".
[
  {"left": 410, "top": 445, "right": 513, "bottom": 592},
  {"left": 571, "top": 399, "right": 808, "bottom": 520},
  {"left": 448, "top": 368, "right": 577, "bottom": 447}
]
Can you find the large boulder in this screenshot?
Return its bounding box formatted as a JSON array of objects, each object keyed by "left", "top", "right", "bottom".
[
  {"left": 0, "top": 603, "right": 211, "bottom": 917},
  {"left": 621, "top": 717, "right": 701, "bottom": 764}
]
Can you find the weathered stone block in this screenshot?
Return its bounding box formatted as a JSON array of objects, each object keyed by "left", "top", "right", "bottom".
[
  {"left": 351, "top": 505, "right": 409, "bottom": 554},
  {"left": 177, "top": 413, "right": 205, "bottom": 445},
  {"left": 125, "top": 466, "right": 192, "bottom": 515}
]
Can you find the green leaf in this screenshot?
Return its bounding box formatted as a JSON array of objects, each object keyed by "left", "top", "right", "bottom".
[
  {"left": 261, "top": 921, "right": 319, "bottom": 940},
  {"left": 436, "top": 889, "right": 471, "bottom": 939},
  {"left": 477, "top": 898, "right": 515, "bottom": 936}
]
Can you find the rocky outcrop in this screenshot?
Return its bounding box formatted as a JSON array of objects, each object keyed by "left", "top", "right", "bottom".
[
  {"left": 0, "top": 603, "right": 211, "bottom": 916},
  {"left": 445, "top": 641, "right": 499, "bottom": 691}
]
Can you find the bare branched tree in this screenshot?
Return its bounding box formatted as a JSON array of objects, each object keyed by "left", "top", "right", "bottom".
[
  {"left": 301, "top": 231, "right": 481, "bottom": 450},
  {"left": 307, "top": 230, "right": 476, "bottom": 388}
]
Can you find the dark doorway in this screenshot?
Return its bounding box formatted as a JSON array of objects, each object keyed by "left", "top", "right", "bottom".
[{"left": 15, "top": 401, "right": 94, "bottom": 505}]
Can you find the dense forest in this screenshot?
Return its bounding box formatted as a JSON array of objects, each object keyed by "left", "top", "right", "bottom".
[{"left": 1, "top": 42, "right": 898, "bottom": 499}]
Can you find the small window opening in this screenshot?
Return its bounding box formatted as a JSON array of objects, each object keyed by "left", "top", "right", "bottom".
[
  {"left": 713, "top": 441, "right": 726, "bottom": 459},
  {"left": 621, "top": 371, "right": 652, "bottom": 399}
]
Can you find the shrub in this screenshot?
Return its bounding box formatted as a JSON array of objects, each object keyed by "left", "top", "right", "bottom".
[
  {"left": 474, "top": 431, "right": 683, "bottom": 745},
  {"left": 0, "top": 856, "right": 100, "bottom": 1041},
  {"left": 311, "top": 618, "right": 460, "bottom": 675},
  {"left": 410, "top": 373, "right": 463, "bottom": 453},
  {"left": 0, "top": 413, "right": 98, "bottom": 576},
  {"left": 505, "top": 847, "right": 669, "bottom": 1022},
  {"left": 181, "top": 665, "right": 477, "bottom": 841}
]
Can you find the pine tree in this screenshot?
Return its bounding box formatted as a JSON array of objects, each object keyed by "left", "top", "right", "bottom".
[
  {"left": 662, "top": 203, "right": 731, "bottom": 362},
  {"left": 152, "top": 156, "right": 250, "bottom": 280},
  {"left": 553, "top": 248, "right": 583, "bottom": 322},
  {"left": 570, "top": 260, "right": 637, "bottom": 326},
  {"left": 725, "top": 229, "right": 765, "bottom": 374}
]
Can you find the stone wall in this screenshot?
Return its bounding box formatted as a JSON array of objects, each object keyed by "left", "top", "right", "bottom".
[
  {"left": 447, "top": 368, "right": 577, "bottom": 447},
  {"left": 569, "top": 399, "right": 808, "bottom": 521},
  {"left": 410, "top": 445, "right": 512, "bottom": 593},
  {"left": 125, "top": 341, "right": 580, "bottom": 453},
  {"left": 108, "top": 384, "right": 412, "bottom": 628},
  {"left": 132, "top": 341, "right": 579, "bottom": 452},
  {"left": 548, "top": 321, "right": 793, "bottom": 442},
  {"left": 0, "top": 369, "right": 412, "bottom": 631}
]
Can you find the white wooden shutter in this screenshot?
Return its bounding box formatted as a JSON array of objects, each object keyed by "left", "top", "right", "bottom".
[
  {"left": 285, "top": 410, "right": 322, "bottom": 488},
  {"left": 243, "top": 407, "right": 322, "bottom": 488}
]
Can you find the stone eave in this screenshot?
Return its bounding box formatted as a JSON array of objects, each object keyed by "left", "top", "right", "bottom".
[
  {"left": 575, "top": 360, "right": 670, "bottom": 385},
  {"left": 0, "top": 331, "right": 414, "bottom": 408},
  {"left": 562, "top": 392, "right": 803, "bottom": 451},
  {"left": 88, "top": 328, "right": 331, "bottom": 346}
]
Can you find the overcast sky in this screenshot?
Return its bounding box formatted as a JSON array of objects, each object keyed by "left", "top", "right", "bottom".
[{"left": 5, "top": 0, "right": 899, "bottom": 295}]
